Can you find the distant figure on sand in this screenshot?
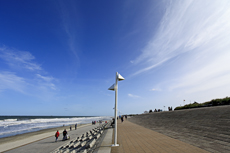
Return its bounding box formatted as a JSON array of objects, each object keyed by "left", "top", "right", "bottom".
[
  {"left": 75, "top": 123, "right": 77, "bottom": 130},
  {"left": 70, "top": 126, "right": 72, "bottom": 131},
  {"left": 55, "top": 130, "right": 59, "bottom": 142}
]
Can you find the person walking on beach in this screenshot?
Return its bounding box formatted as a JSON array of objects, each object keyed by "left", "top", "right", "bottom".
[
  {"left": 70, "top": 126, "right": 72, "bottom": 131},
  {"left": 75, "top": 123, "right": 77, "bottom": 130},
  {"left": 55, "top": 130, "right": 59, "bottom": 142}
]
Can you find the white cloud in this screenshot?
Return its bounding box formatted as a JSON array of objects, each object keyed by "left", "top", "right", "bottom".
[
  {"left": 0, "top": 72, "right": 26, "bottom": 93},
  {"left": 36, "top": 74, "right": 57, "bottom": 90},
  {"left": 132, "top": 0, "right": 230, "bottom": 92},
  {"left": 0, "top": 71, "right": 57, "bottom": 94},
  {"left": 58, "top": 1, "right": 79, "bottom": 62},
  {"left": 128, "top": 93, "right": 140, "bottom": 98},
  {"left": 132, "top": 58, "right": 169, "bottom": 76},
  {"left": 0, "top": 47, "right": 41, "bottom": 71},
  {"left": 169, "top": 51, "right": 230, "bottom": 93},
  {"left": 36, "top": 74, "right": 54, "bottom": 82},
  {"left": 132, "top": 0, "right": 230, "bottom": 71},
  {"left": 0, "top": 46, "right": 57, "bottom": 94},
  {"left": 150, "top": 88, "right": 160, "bottom": 91}
]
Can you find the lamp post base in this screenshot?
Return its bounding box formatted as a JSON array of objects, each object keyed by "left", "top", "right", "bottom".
[{"left": 111, "top": 144, "right": 119, "bottom": 147}]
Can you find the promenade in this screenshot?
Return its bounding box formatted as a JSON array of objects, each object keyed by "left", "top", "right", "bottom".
[
  {"left": 1, "top": 120, "right": 213, "bottom": 153},
  {"left": 111, "top": 120, "right": 209, "bottom": 153},
  {"left": 2, "top": 124, "right": 97, "bottom": 153}
]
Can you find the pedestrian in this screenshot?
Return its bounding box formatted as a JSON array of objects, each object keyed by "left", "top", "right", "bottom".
[
  {"left": 75, "top": 123, "right": 77, "bottom": 130},
  {"left": 63, "top": 129, "right": 67, "bottom": 140},
  {"left": 121, "top": 116, "right": 124, "bottom": 122},
  {"left": 55, "top": 130, "right": 59, "bottom": 142},
  {"left": 70, "top": 126, "right": 72, "bottom": 131}
]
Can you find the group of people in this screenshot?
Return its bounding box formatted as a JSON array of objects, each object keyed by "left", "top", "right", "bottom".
[
  {"left": 152, "top": 107, "right": 173, "bottom": 112},
  {"left": 111, "top": 115, "right": 127, "bottom": 124},
  {"left": 92, "top": 121, "right": 96, "bottom": 125},
  {"left": 57, "top": 129, "right": 69, "bottom": 141},
  {"left": 55, "top": 129, "right": 69, "bottom": 141},
  {"left": 55, "top": 123, "right": 78, "bottom": 142},
  {"left": 69, "top": 123, "right": 78, "bottom": 131},
  {"left": 168, "top": 107, "right": 173, "bottom": 111},
  {"left": 154, "top": 109, "right": 162, "bottom": 112}
]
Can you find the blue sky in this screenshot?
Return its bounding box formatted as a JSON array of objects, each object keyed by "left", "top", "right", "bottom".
[{"left": 1, "top": 0, "right": 230, "bottom": 116}]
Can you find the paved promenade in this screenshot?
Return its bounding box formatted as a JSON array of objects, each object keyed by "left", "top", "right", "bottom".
[
  {"left": 111, "top": 120, "right": 210, "bottom": 153},
  {"left": 3, "top": 124, "right": 98, "bottom": 153}
]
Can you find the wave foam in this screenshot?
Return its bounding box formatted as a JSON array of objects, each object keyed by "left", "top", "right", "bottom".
[{"left": 0, "top": 116, "right": 112, "bottom": 138}]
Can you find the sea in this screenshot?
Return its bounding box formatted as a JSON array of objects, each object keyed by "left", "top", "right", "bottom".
[{"left": 0, "top": 116, "right": 112, "bottom": 139}]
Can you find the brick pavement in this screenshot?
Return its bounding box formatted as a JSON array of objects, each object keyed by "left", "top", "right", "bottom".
[{"left": 111, "top": 120, "right": 210, "bottom": 153}]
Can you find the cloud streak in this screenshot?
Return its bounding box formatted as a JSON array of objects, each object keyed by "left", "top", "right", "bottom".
[
  {"left": 0, "top": 72, "right": 26, "bottom": 93},
  {"left": 132, "top": 0, "right": 230, "bottom": 93},
  {"left": 150, "top": 88, "right": 161, "bottom": 91},
  {"left": 128, "top": 93, "right": 140, "bottom": 98},
  {"left": 0, "top": 46, "right": 57, "bottom": 95},
  {"left": 0, "top": 47, "right": 41, "bottom": 71},
  {"left": 58, "top": 1, "right": 80, "bottom": 62},
  {"left": 36, "top": 74, "right": 57, "bottom": 90},
  {"left": 133, "top": 0, "right": 230, "bottom": 71}
]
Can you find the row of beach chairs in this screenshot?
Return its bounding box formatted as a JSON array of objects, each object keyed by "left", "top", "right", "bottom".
[{"left": 51, "top": 121, "right": 112, "bottom": 153}]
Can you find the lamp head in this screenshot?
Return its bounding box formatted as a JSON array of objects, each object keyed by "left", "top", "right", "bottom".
[
  {"left": 117, "top": 73, "right": 125, "bottom": 81},
  {"left": 108, "top": 84, "right": 115, "bottom": 91}
]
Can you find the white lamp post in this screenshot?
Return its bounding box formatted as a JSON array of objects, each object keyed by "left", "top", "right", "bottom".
[{"left": 108, "top": 72, "right": 125, "bottom": 147}]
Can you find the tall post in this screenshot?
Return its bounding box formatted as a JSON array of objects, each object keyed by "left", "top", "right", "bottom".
[
  {"left": 114, "top": 72, "right": 119, "bottom": 146},
  {"left": 109, "top": 72, "right": 124, "bottom": 147}
]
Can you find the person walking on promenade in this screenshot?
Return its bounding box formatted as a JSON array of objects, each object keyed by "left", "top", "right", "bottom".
[
  {"left": 75, "top": 123, "right": 77, "bottom": 130},
  {"left": 121, "top": 116, "right": 124, "bottom": 122},
  {"left": 63, "top": 129, "right": 67, "bottom": 140},
  {"left": 55, "top": 130, "right": 59, "bottom": 142}
]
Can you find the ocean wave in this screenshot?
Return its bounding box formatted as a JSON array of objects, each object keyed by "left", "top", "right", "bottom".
[
  {"left": 3, "top": 119, "right": 17, "bottom": 122},
  {"left": 0, "top": 116, "right": 102, "bottom": 126},
  {"left": 0, "top": 116, "right": 112, "bottom": 138}
]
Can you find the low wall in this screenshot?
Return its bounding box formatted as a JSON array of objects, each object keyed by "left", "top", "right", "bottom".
[{"left": 128, "top": 105, "right": 230, "bottom": 153}]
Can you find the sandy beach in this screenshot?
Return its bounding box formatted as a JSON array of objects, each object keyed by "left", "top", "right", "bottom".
[{"left": 0, "top": 123, "right": 90, "bottom": 152}]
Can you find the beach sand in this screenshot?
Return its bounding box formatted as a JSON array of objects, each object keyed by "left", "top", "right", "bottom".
[{"left": 0, "top": 124, "right": 89, "bottom": 152}]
